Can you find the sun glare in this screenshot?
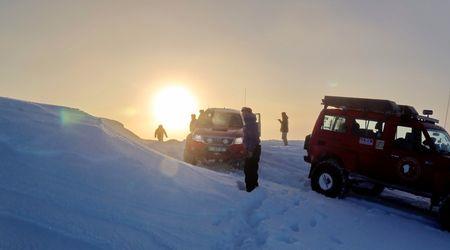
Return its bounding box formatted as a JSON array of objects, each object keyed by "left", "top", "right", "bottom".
[{"left": 152, "top": 86, "right": 198, "bottom": 134}]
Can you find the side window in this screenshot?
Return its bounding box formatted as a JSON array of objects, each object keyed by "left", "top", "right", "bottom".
[
  {"left": 421, "top": 132, "right": 431, "bottom": 151},
  {"left": 322, "top": 115, "right": 346, "bottom": 133},
  {"left": 395, "top": 126, "right": 412, "bottom": 140},
  {"left": 353, "top": 119, "right": 385, "bottom": 139},
  {"left": 394, "top": 126, "right": 427, "bottom": 151}
]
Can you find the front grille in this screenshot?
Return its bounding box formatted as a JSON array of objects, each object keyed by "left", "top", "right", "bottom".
[{"left": 203, "top": 136, "right": 234, "bottom": 146}]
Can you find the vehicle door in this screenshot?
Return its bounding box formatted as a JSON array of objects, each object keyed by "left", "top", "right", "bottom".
[
  {"left": 317, "top": 114, "right": 352, "bottom": 164},
  {"left": 351, "top": 118, "right": 387, "bottom": 177},
  {"left": 385, "top": 124, "right": 435, "bottom": 191}
]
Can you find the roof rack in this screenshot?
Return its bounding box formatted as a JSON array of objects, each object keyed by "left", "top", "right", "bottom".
[
  {"left": 322, "top": 96, "right": 400, "bottom": 114},
  {"left": 322, "top": 96, "right": 440, "bottom": 124}
]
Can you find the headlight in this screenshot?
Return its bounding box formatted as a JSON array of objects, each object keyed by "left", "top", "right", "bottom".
[
  {"left": 193, "top": 134, "right": 203, "bottom": 142},
  {"left": 234, "top": 137, "right": 243, "bottom": 144}
]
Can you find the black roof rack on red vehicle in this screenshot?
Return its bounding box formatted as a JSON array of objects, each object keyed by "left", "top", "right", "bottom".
[
  {"left": 322, "top": 96, "right": 401, "bottom": 114},
  {"left": 322, "top": 96, "right": 440, "bottom": 124}
]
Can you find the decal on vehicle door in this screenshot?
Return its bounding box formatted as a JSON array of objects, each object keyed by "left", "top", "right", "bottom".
[
  {"left": 397, "top": 157, "right": 422, "bottom": 182},
  {"left": 359, "top": 137, "right": 374, "bottom": 146}
]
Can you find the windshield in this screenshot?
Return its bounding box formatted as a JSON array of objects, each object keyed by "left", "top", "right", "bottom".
[
  {"left": 427, "top": 129, "right": 450, "bottom": 155},
  {"left": 197, "top": 110, "right": 243, "bottom": 129}
]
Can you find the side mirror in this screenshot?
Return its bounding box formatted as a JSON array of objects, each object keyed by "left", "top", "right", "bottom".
[{"left": 255, "top": 113, "right": 261, "bottom": 137}]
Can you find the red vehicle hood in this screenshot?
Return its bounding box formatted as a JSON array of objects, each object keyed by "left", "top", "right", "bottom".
[{"left": 194, "top": 127, "right": 243, "bottom": 138}]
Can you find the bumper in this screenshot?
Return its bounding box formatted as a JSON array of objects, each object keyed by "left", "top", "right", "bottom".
[{"left": 186, "top": 141, "right": 247, "bottom": 164}]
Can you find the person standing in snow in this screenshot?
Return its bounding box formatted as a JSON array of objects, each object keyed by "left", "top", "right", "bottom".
[
  {"left": 189, "top": 114, "right": 197, "bottom": 133},
  {"left": 241, "top": 107, "right": 261, "bottom": 192},
  {"left": 154, "top": 125, "right": 168, "bottom": 142},
  {"left": 278, "top": 112, "right": 289, "bottom": 146}
]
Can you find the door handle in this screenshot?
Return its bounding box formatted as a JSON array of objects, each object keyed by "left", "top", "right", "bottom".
[{"left": 391, "top": 154, "right": 400, "bottom": 159}]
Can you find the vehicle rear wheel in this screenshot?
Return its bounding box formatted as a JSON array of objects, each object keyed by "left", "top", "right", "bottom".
[
  {"left": 311, "top": 160, "right": 347, "bottom": 198},
  {"left": 352, "top": 182, "right": 385, "bottom": 196},
  {"left": 439, "top": 197, "right": 450, "bottom": 231}
]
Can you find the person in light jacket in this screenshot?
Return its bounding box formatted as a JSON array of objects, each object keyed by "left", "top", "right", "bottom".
[
  {"left": 278, "top": 112, "right": 289, "bottom": 146},
  {"left": 189, "top": 114, "right": 197, "bottom": 133},
  {"left": 154, "top": 125, "right": 168, "bottom": 142}
]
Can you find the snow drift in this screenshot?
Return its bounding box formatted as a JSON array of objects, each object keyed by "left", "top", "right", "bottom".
[{"left": 1, "top": 97, "right": 450, "bottom": 250}]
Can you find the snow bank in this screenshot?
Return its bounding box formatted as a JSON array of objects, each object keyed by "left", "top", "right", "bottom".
[
  {"left": 0, "top": 97, "right": 246, "bottom": 249},
  {"left": 1, "top": 97, "right": 450, "bottom": 250}
]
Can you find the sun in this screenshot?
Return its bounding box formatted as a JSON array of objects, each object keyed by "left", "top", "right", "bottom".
[{"left": 152, "top": 86, "right": 198, "bottom": 134}]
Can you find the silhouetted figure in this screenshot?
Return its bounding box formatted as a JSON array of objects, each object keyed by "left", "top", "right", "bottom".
[
  {"left": 154, "top": 125, "right": 168, "bottom": 142},
  {"left": 189, "top": 114, "right": 197, "bottom": 133},
  {"left": 278, "top": 112, "right": 289, "bottom": 146},
  {"left": 197, "top": 109, "right": 212, "bottom": 127},
  {"left": 198, "top": 109, "right": 205, "bottom": 120},
  {"left": 241, "top": 107, "right": 261, "bottom": 192}
]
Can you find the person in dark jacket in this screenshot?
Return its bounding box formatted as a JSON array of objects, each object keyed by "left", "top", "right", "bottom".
[
  {"left": 154, "top": 125, "right": 168, "bottom": 142},
  {"left": 278, "top": 112, "right": 289, "bottom": 146},
  {"left": 241, "top": 107, "right": 261, "bottom": 192},
  {"left": 189, "top": 114, "right": 197, "bottom": 133}
]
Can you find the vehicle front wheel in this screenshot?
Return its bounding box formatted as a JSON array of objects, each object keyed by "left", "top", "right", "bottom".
[
  {"left": 233, "top": 160, "right": 245, "bottom": 170},
  {"left": 439, "top": 197, "right": 450, "bottom": 231},
  {"left": 183, "top": 150, "right": 197, "bottom": 165},
  {"left": 311, "top": 160, "right": 347, "bottom": 198}
]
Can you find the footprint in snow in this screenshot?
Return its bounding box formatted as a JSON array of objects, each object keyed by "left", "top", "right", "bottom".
[
  {"left": 277, "top": 235, "right": 299, "bottom": 244},
  {"left": 290, "top": 223, "right": 300, "bottom": 232},
  {"left": 212, "top": 209, "right": 234, "bottom": 226},
  {"left": 249, "top": 211, "right": 267, "bottom": 227},
  {"left": 314, "top": 210, "right": 328, "bottom": 219},
  {"left": 293, "top": 196, "right": 307, "bottom": 206},
  {"left": 309, "top": 218, "right": 317, "bottom": 228},
  {"left": 281, "top": 206, "right": 289, "bottom": 214},
  {"left": 330, "top": 236, "right": 343, "bottom": 245}
]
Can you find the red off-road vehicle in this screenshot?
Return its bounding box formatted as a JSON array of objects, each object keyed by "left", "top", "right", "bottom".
[
  {"left": 304, "top": 96, "right": 450, "bottom": 229},
  {"left": 184, "top": 108, "right": 260, "bottom": 168}
]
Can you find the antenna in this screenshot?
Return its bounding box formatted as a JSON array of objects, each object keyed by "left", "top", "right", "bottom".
[
  {"left": 243, "top": 88, "right": 247, "bottom": 107},
  {"left": 445, "top": 89, "right": 450, "bottom": 129}
]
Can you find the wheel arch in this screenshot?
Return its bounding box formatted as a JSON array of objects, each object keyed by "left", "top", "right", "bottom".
[{"left": 309, "top": 153, "right": 345, "bottom": 178}]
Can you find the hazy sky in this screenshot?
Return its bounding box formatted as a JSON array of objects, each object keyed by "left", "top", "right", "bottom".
[{"left": 1, "top": 0, "right": 450, "bottom": 140}]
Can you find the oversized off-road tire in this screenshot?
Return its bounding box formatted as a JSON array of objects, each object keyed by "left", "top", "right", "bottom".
[
  {"left": 311, "top": 160, "right": 348, "bottom": 198},
  {"left": 352, "top": 183, "right": 385, "bottom": 197},
  {"left": 183, "top": 150, "right": 197, "bottom": 165},
  {"left": 439, "top": 197, "right": 450, "bottom": 231}
]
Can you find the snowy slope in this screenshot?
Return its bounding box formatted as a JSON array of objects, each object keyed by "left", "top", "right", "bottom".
[{"left": 1, "top": 97, "right": 450, "bottom": 250}]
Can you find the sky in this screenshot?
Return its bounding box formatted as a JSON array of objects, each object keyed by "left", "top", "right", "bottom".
[{"left": 1, "top": 0, "right": 450, "bottom": 140}]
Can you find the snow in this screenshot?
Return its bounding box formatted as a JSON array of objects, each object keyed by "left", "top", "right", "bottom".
[{"left": 1, "top": 96, "right": 450, "bottom": 249}]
